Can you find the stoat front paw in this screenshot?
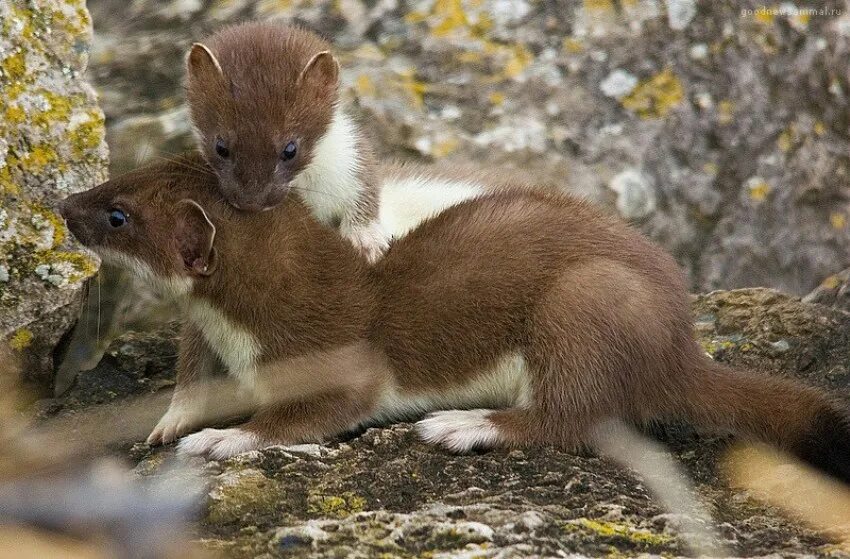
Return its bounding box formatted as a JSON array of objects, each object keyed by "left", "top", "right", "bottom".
[
  {"left": 147, "top": 399, "right": 205, "bottom": 445},
  {"left": 345, "top": 222, "right": 390, "bottom": 263},
  {"left": 177, "top": 428, "right": 261, "bottom": 460}
]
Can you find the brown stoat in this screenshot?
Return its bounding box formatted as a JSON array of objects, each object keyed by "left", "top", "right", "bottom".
[
  {"left": 186, "top": 22, "right": 387, "bottom": 261},
  {"left": 59, "top": 155, "right": 850, "bottom": 483}
]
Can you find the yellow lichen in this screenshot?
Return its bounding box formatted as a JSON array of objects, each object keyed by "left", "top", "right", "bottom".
[
  {"left": 821, "top": 275, "right": 841, "bottom": 289},
  {"left": 0, "top": 52, "right": 27, "bottom": 81},
  {"left": 562, "top": 37, "right": 584, "bottom": 54},
  {"left": 431, "top": 0, "right": 469, "bottom": 37},
  {"left": 307, "top": 492, "right": 366, "bottom": 519},
  {"left": 754, "top": 7, "right": 775, "bottom": 25},
  {"left": 747, "top": 179, "right": 771, "bottom": 203},
  {"left": 29, "top": 203, "right": 67, "bottom": 247},
  {"left": 565, "top": 518, "right": 672, "bottom": 547},
  {"left": 4, "top": 105, "right": 25, "bottom": 124},
  {"left": 395, "top": 69, "right": 429, "bottom": 109},
  {"left": 0, "top": 167, "right": 19, "bottom": 196},
  {"left": 70, "top": 111, "right": 106, "bottom": 157},
  {"left": 31, "top": 250, "right": 98, "bottom": 284},
  {"left": 502, "top": 44, "right": 533, "bottom": 80},
  {"left": 621, "top": 69, "right": 684, "bottom": 119},
  {"left": 830, "top": 212, "right": 847, "bottom": 230},
  {"left": 32, "top": 91, "right": 76, "bottom": 126},
  {"left": 777, "top": 129, "right": 793, "bottom": 153},
  {"left": 488, "top": 91, "right": 505, "bottom": 106},
  {"left": 9, "top": 329, "right": 33, "bottom": 351},
  {"left": 355, "top": 74, "right": 377, "bottom": 98},
  {"left": 717, "top": 100, "right": 734, "bottom": 124},
  {"left": 431, "top": 137, "right": 459, "bottom": 158},
  {"left": 583, "top": 0, "right": 614, "bottom": 11},
  {"left": 21, "top": 145, "right": 59, "bottom": 170}
]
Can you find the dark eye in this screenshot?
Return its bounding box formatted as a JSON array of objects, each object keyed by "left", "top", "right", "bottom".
[
  {"left": 108, "top": 208, "right": 127, "bottom": 228},
  {"left": 280, "top": 141, "right": 297, "bottom": 161},
  {"left": 215, "top": 138, "right": 230, "bottom": 158}
]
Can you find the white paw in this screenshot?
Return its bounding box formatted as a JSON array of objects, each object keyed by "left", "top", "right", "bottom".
[
  {"left": 416, "top": 409, "right": 501, "bottom": 453},
  {"left": 345, "top": 222, "right": 390, "bottom": 263},
  {"left": 177, "top": 428, "right": 261, "bottom": 460},
  {"left": 147, "top": 400, "right": 205, "bottom": 445}
]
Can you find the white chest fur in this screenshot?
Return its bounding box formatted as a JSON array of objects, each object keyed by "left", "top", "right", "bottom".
[
  {"left": 373, "top": 352, "right": 531, "bottom": 422},
  {"left": 293, "top": 108, "right": 365, "bottom": 225},
  {"left": 186, "top": 300, "right": 261, "bottom": 388}
]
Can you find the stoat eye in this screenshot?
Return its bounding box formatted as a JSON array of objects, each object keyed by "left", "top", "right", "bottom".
[
  {"left": 215, "top": 138, "right": 230, "bottom": 158},
  {"left": 107, "top": 208, "right": 128, "bottom": 228},
  {"left": 280, "top": 141, "right": 297, "bottom": 161}
]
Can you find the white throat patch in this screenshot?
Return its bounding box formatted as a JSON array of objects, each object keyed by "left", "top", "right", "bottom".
[{"left": 292, "top": 106, "right": 364, "bottom": 225}]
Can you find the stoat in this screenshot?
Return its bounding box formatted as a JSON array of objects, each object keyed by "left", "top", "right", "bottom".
[
  {"left": 59, "top": 155, "right": 850, "bottom": 484},
  {"left": 186, "top": 22, "right": 387, "bottom": 260}
]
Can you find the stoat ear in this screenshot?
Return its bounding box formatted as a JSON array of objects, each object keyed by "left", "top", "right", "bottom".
[
  {"left": 297, "top": 51, "right": 340, "bottom": 94},
  {"left": 175, "top": 199, "right": 218, "bottom": 277},
  {"left": 187, "top": 43, "right": 225, "bottom": 84}
]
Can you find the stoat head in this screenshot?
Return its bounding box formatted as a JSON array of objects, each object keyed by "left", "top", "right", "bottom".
[
  {"left": 186, "top": 23, "right": 340, "bottom": 213},
  {"left": 59, "top": 157, "right": 220, "bottom": 298}
]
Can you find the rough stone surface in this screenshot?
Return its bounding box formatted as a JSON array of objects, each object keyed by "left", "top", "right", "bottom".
[
  {"left": 40, "top": 289, "right": 850, "bottom": 557},
  {"left": 84, "top": 0, "right": 849, "bottom": 295},
  {"left": 1, "top": 0, "right": 108, "bottom": 381},
  {"left": 804, "top": 265, "right": 850, "bottom": 314}
]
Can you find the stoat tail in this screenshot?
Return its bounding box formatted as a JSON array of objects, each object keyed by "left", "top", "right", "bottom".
[{"left": 679, "top": 359, "right": 850, "bottom": 483}]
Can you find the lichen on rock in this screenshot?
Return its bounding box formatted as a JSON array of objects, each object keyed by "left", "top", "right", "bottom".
[{"left": 0, "top": 0, "right": 108, "bottom": 383}]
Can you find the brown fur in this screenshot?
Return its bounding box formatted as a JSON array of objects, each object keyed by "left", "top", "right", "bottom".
[{"left": 60, "top": 155, "right": 850, "bottom": 480}]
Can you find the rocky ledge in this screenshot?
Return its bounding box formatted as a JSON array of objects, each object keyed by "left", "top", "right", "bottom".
[{"left": 40, "top": 287, "right": 850, "bottom": 558}]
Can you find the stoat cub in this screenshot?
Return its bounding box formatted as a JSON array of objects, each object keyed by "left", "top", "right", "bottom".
[
  {"left": 186, "top": 22, "right": 387, "bottom": 261},
  {"left": 60, "top": 155, "right": 850, "bottom": 484}
]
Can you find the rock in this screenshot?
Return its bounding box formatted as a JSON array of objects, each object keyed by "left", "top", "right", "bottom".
[
  {"left": 600, "top": 69, "right": 638, "bottom": 98},
  {"left": 53, "top": 288, "right": 850, "bottom": 557},
  {"left": 664, "top": 0, "right": 697, "bottom": 31},
  {"left": 803, "top": 266, "right": 850, "bottom": 313},
  {"left": 608, "top": 168, "right": 656, "bottom": 221},
  {"left": 1, "top": 1, "right": 108, "bottom": 384}
]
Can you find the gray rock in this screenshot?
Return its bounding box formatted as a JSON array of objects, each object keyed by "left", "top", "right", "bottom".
[{"left": 1, "top": 1, "right": 108, "bottom": 383}]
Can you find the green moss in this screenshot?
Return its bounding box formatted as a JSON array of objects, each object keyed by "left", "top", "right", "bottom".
[{"left": 307, "top": 491, "right": 366, "bottom": 519}]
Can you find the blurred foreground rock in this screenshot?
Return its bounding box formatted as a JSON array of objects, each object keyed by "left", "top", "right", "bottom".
[
  {"left": 85, "top": 0, "right": 850, "bottom": 295},
  {"left": 41, "top": 288, "right": 850, "bottom": 557},
  {"left": 1, "top": 1, "right": 108, "bottom": 383}
]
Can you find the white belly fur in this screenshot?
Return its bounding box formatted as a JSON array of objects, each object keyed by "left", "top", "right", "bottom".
[
  {"left": 186, "top": 300, "right": 261, "bottom": 388},
  {"left": 372, "top": 353, "right": 531, "bottom": 423}
]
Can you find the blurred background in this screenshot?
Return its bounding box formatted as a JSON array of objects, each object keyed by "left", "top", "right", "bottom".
[{"left": 87, "top": 0, "right": 850, "bottom": 295}]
